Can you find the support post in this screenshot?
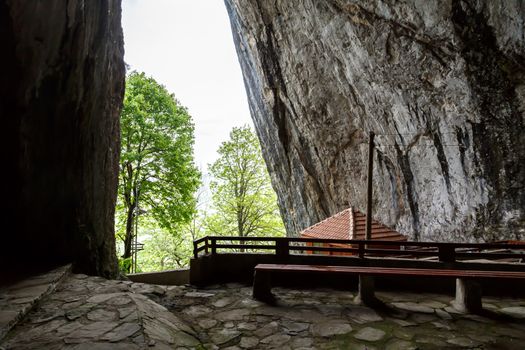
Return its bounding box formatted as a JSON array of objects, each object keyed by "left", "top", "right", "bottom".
[
  {"left": 452, "top": 278, "right": 483, "bottom": 313},
  {"left": 193, "top": 241, "right": 198, "bottom": 258},
  {"left": 355, "top": 275, "right": 377, "bottom": 306},
  {"left": 358, "top": 242, "right": 365, "bottom": 258},
  {"left": 133, "top": 205, "right": 140, "bottom": 273},
  {"left": 365, "top": 131, "right": 375, "bottom": 241},
  {"left": 275, "top": 239, "right": 289, "bottom": 259},
  {"left": 438, "top": 245, "right": 456, "bottom": 263},
  {"left": 253, "top": 270, "right": 274, "bottom": 303},
  {"left": 211, "top": 238, "right": 217, "bottom": 255}
]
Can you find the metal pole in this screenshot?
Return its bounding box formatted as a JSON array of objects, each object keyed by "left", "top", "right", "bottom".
[
  {"left": 365, "top": 131, "right": 375, "bottom": 241},
  {"left": 134, "top": 206, "right": 139, "bottom": 273}
]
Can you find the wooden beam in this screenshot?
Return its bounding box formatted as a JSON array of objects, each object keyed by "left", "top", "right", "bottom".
[{"left": 365, "top": 131, "right": 375, "bottom": 241}]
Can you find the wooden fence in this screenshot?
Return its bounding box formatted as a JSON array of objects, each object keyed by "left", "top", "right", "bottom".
[{"left": 193, "top": 236, "right": 525, "bottom": 263}]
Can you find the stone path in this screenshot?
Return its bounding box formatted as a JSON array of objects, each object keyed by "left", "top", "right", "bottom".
[
  {"left": 1, "top": 269, "right": 525, "bottom": 349},
  {"left": 0, "top": 266, "right": 71, "bottom": 341}
]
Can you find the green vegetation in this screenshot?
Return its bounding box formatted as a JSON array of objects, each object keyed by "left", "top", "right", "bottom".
[
  {"left": 117, "top": 71, "right": 200, "bottom": 271},
  {"left": 206, "top": 126, "right": 285, "bottom": 238},
  {"left": 117, "top": 74, "right": 284, "bottom": 273}
]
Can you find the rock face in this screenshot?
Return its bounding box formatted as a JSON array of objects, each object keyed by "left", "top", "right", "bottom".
[
  {"left": 225, "top": 0, "right": 525, "bottom": 241},
  {"left": 0, "top": 0, "right": 124, "bottom": 277}
]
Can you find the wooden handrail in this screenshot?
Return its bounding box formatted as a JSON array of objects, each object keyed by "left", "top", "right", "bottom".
[
  {"left": 193, "top": 236, "right": 208, "bottom": 245},
  {"left": 192, "top": 236, "right": 525, "bottom": 262},
  {"left": 214, "top": 244, "right": 276, "bottom": 250},
  {"left": 200, "top": 236, "right": 525, "bottom": 249}
]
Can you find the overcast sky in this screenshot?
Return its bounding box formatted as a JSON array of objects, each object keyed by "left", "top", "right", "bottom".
[{"left": 122, "top": 0, "right": 252, "bottom": 170}]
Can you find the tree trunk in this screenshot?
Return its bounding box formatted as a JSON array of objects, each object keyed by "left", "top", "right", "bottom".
[
  {"left": 239, "top": 229, "right": 245, "bottom": 253},
  {"left": 123, "top": 203, "right": 135, "bottom": 260},
  {"left": 237, "top": 205, "right": 246, "bottom": 252}
]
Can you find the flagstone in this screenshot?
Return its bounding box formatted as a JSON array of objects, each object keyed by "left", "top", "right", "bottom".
[
  {"left": 447, "top": 337, "right": 481, "bottom": 347},
  {"left": 435, "top": 308, "right": 452, "bottom": 319},
  {"left": 65, "top": 321, "right": 119, "bottom": 340},
  {"left": 239, "top": 336, "right": 259, "bottom": 348},
  {"left": 253, "top": 321, "right": 279, "bottom": 338},
  {"left": 311, "top": 321, "right": 352, "bottom": 337},
  {"left": 500, "top": 306, "right": 525, "bottom": 318},
  {"left": 213, "top": 297, "right": 235, "bottom": 308},
  {"left": 385, "top": 339, "right": 418, "bottom": 350},
  {"left": 354, "top": 327, "right": 386, "bottom": 342},
  {"left": 260, "top": 333, "right": 291, "bottom": 346},
  {"left": 280, "top": 320, "right": 310, "bottom": 333},
  {"left": 210, "top": 328, "right": 241, "bottom": 345},
  {"left": 215, "top": 308, "right": 250, "bottom": 321},
  {"left": 198, "top": 318, "right": 218, "bottom": 329},
  {"left": 346, "top": 305, "right": 383, "bottom": 323},
  {"left": 100, "top": 322, "right": 141, "bottom": 342},
  {"left": 392, "top": 302, "right": 434, "bottom": 314}
]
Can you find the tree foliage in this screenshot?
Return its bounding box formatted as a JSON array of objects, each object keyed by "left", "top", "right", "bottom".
[
  {"left": 207, "top": 126, "right": 285, "bottom": 237},
  {"left": 117, "top": 71, "right": 200, "bottom": 262},
  {"left": 136, "top": 226, "right": 192, "bottom": 271}
]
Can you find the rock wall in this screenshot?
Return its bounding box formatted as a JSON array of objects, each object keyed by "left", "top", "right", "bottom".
[
  {"left": 225, "top": 0, "right": 525, "bottom": 241},
  {"left": 0, "top": 0, "right": 124, "bottom": 278}
]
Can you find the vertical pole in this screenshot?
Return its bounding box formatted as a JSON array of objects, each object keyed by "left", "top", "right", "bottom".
[
  {"left": 358, "top": 242, "right": 364, "bottom": 258},
  {"left": 365, "top": 131, "right": 375, "bottom": 242},
  {"left": 275, "top": 238, "right": 289, "bottom": 259},
  {"left": 193, "top": 241, "right": 197, "bottom": 259},
  {"left": 134, "top": 210, "right": 139, "bottom": 273},
  {"left": 211, "top": 238, "right": 217, "bottom": 255}
]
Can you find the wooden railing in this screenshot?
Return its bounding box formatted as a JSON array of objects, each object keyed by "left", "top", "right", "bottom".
[{"left": 193, "top": 236, "right": 525, "bottom": 263}]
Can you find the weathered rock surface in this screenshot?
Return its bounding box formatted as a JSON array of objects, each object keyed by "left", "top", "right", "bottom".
[
  {"left": 225, "top": 0, "right": 525, "bottom": 241},
  {"left": 0, "top": 0, "right": 125, "bottom": 277}
]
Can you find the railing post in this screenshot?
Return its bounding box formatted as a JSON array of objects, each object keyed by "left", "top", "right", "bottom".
[
  {"left": 358, "top": 242, "right": 365, "bottom": 258},
  {"left": 193, "top": 241, "right": 198, "bottom": 258},
  {"left": 211, "top": 238, "right": 217, "bottom": 255},
  {"left": 438, "top": 245, "right": 455, "bottom": 263},
  {"left": 205, "top": 238, "right": 209, "bottom": 255},
  {"left": 365, "top": 131, "right": 375, "bottom": 241},
  {"left": 276, "top": 239, "right": 289, "bottom": 259}
]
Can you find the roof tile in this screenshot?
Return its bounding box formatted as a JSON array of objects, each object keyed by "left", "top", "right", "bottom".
[{"left": 300, "top": 208, "right": 406, "bottom": 241}]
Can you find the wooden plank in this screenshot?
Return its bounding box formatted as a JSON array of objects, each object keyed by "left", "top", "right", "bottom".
[
  {"left": 214, "top": 244, "right": 276, "bottom": 250},
  {"left": 364, "top": 249, "right": 437, "bottom": 257},
  {"left": 193, "top": 236, "right": 208, "bottom": 245},
  {"left": 206, "top": 236, "right": 280, "bottom": 241},
  {"left": 289, "top": 246, "right": 359, "bottom": 254},
  {"left": 456, "top": 252, "right": 525, "bottom": 260},
  {"left": 195, "top": 246, "right": 207, "bottom": 253},
  {"left": 254, "top": 264, "right": 525, "bottom": 279}
]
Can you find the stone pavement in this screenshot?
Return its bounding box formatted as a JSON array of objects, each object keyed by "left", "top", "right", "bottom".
[
  {"left": 0, "top": 266, "right": 71, "bottom": 341},
  {"left": 1, "top": 268, "right": 525, "bottom": 349}
]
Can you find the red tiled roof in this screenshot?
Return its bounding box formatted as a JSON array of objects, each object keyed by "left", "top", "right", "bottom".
[
  {"left": 301, "top": 208, "right": 352, "bottom": 240},
  {"left": 300, "top": 207, "right": 406, "bottom": 242}
]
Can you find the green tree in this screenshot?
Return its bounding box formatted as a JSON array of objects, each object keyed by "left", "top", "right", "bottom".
[
  {"left": 207, "top": 126, "right": 285, "bottom": 239},
  {"left": 136, "top": 226, "right": 192, "bottom": 271},
  {"left": 118, "top": 71, "right": 200, "bottom": 264},
  {"left": 136, "top": 184, "right": 210, "bottom": 271}
]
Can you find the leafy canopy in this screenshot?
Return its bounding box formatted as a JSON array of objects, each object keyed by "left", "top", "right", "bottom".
[
  {"left": 117, "top": 71, "right": 200, "bottom": 260},
  {"left": 207, "top": 126, "right": 285, "bottom": 237}
]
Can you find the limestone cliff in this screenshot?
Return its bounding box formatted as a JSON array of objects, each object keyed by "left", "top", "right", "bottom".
[
  {"left": 225, "top": 0, "right": 525, "bottom": 241},
  {"left": 0, "top": 0, "right": 124, "bottom": 277}
]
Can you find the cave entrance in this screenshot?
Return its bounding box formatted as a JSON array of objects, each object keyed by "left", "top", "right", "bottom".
[{"left": 120, "top": 0, "right": 252, "bottom": 271}]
